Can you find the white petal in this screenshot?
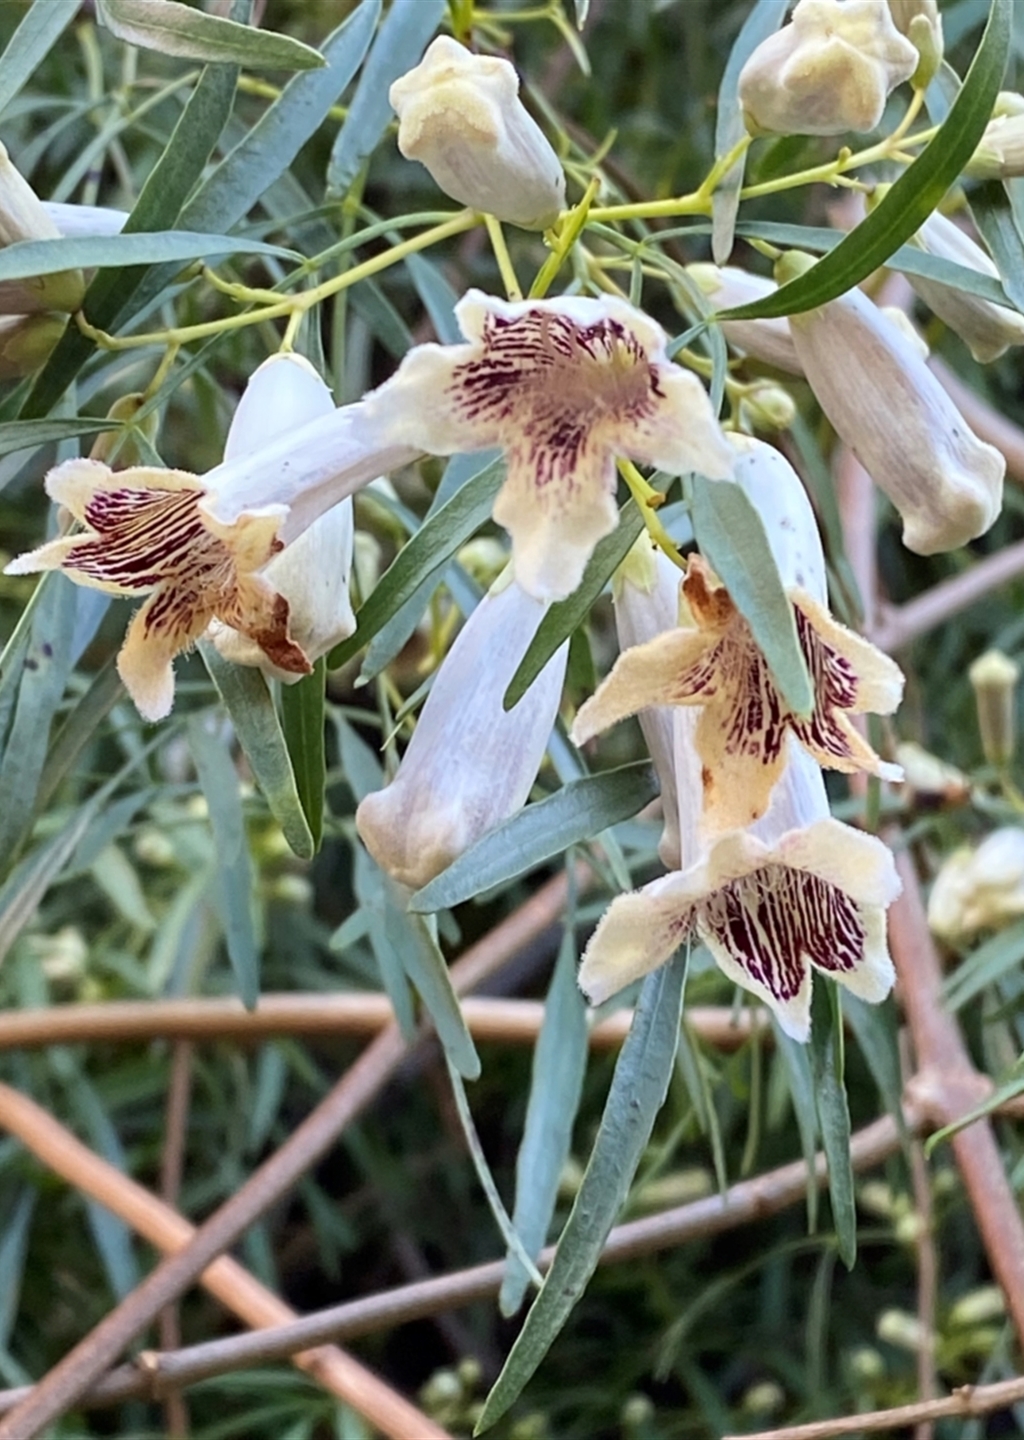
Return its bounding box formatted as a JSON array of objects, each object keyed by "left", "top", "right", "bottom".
[
  {"left": 727, "top": 435, "right": 827, "bottom": 600},
  {"left": 911, "top": 212, "right": 1024, "bottom": 363},
  {"left": 577, "top": 870, "right": 699, "bottom": 1004},
  {"left": 688, "top": 263, "right": 805, "bottom": 375},
  {"left": 42, "top": 201, "right": 129, "bottom": 238}
]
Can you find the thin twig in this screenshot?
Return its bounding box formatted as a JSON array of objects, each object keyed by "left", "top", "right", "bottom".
[
  {"left": 0, "top": 994, "right": 760, "bottom": 1053},
  {"left": 0, "top": 1083, "right": 454, "bottom": 1440},
  {"left": 0, "top": 867, "right": 582, "bottom": 1440},
  {"left": 889, "top": 848, "right": 1024, "bottom": 1345},
  {"left": 158, "top": 1041, "right": 193, "bottom": 1439},
  {"left": 0, "top": 1111, "right": 912, "bottom": 1416},
  {"left": 721, "top": 1374, "right": 1024, "bottom": 1440},
  {"left": 871, "top": 538, "right": 1024, "bottom": 653},
  {"left": 899, "top": 1031, "right": 937, "bottom": 1440}
]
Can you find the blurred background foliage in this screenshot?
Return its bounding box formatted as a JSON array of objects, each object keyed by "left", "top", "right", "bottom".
[{"left": 0, "top": 0, "right": 1023, "bottom": 1437}]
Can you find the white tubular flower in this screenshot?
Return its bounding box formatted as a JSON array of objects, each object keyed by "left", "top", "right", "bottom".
[
  {"left": 201, "top": 292, "right": 732, "bottom": 604},
  {"left": 687, "top": 264, "right": 804, "bottom": 375},
  {"left": 787, "top": 276, "right": 1005, "bottom": 554},
  {"left": 42, "top": 201, "right": 129, "bottom": 237},
  {"left": 738, "top": 0, "right": 917, "bottom": 137},
  {"left": 208, "top": 353, "right": 356, "bottom": 681},
  {"left": 388, "top": 36, "right": 565, "bottom": 230},
  {"left": 969, "top": 111, "right": 1024, "bottom": 181},
  {"left": 928, "top": 828, "right": 1024, "bottom": 943},
  {"left": 909, "top": 212, "right": 1024, "bottom": 363},
  {"left": 579, "top": 739, "right": 900, "bottom": 1041},
  {"left": 356, "top": 576, "right": 567, "bottom": 890},
  {"left": 573, "top": 437, "right": 903, "bottom": 835},
  {"left": 0, "top": 140, "right": 84, "bottom": 314}
]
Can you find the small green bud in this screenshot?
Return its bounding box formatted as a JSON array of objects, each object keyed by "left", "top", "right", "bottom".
[
  {"left": 0, "top": 312, "right": 66, "bottom": 380},
  {"left": 969, "top": 648, "right": 1019, "bottom": 767}
]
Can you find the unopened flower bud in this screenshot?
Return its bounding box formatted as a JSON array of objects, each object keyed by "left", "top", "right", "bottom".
[
  {"left": 687, "top": 263, "right": 803, "bottom": 374},
  {"left": 894, "top": 741, "right": 969, "bottom": 802},
  {"left": 969, "top": 648, "right": 1019, "bottom": 767},
  {"left": 389, "top": 37, "right": 565, "bottom": 230},
  {"left": 89, "top": 392, "right": 162, "bottom": 469},
  {"left": 887, "top": 1, "right": 943, "bottom": 86},
  {"left": 906, "top": 210, "right": 1024, "bottom": 362},
  {"left": 877, "top": 1308, "right": 928, "bottom": 1353},
  {"left": 847, "top": 1346, "right": 886, "bottom": 1382},
  {"left": 0, "top": 141, "right": 84, "bottom": 313},
  {"left": 741, "top": 1382, "right": 785, "bottom": 1417},
  {"left": 356, "top": 576, "right": 567, "bottom": 890},
  {"left": 967, "top": 111, "right": 1024, "bottom": 180},
  {"left": 928, "top": 827, "right": 1024, "bottom": 941},
  {"left": 0, "top": 311, "right": 66, "bottom": 379},
  {"left": 737, "top": 378, "right": 797, "bottom": 432},
  {"left": 783, "top": 252, "right": 1005, "bottom": 555},
  {"left": 949, "top": 1286, "right": 1006, "bottom": 1328},
  {"left": 738, "top": 0, "right": 918, "bottom": 137}
]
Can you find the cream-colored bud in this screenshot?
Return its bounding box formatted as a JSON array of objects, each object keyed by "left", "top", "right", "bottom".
[
  {"left": 0, "top": 311, "right": 66, "bottom": 379},
  {"left": 949, "top": 1286, "right": 1006, "bottom": 1328},
  {"left": 877, "top": 1309, "right": 929, "bottom": 1353},
  {"left": 89, "top": 392, "right": 162, "bottom": 469},
  {"left": 908, "top": 211, "right": 1024, "bottom": 363},
  {"left": 969, "top": 648, "right": 1019, "bottom": 767},
  {"left": 887, "top": 1, "right": 943, "bottom": 85},
  {"left": 894, "top": 741, "right": 969, "bottom": 802},
  {"left": 967, "top": 111, "right": 1024, "bottom": 181},
  {"left": 737, "top": 379, "right": 797, "bottom": 432},
  {"left": 786, "top": 265, "right": 1005, "bottom": 555},
  {"left": 738, "top": 0, "right": 918, "bottom": 137},
  {"left": 356, "top": 578, "right": 567, "bottom": 890},
  {"left": 928, "top": 828, "right": 1024, "bottom": 942},
  {"left": 0, "top": 142, "right": 84, "bottom": 313},
  {"left": 389, "top": 37, "right": 565, "bottom": 230},
  {"left": 686, "top": 263, "right": 804, "bottom": 374}
]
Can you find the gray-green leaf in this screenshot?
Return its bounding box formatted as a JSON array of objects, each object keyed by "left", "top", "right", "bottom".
[{"left": 96, "top": 0, "right": 325, "bottom": 69}]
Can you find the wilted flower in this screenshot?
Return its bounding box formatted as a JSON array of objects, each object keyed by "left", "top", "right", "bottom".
[
  {"left": 687, "top": 263, "right": 804, "bottom": 374},
  {"left": 573, "top": 437, "right": 903, "bottom": 835},
  {"left": 969, "top": 648, "right": 1019, "bottom": 768},
  {"left": 0, "top": 140, "right": 84, "bottom": 314},
  {"left": 909, "top": 211, "right": 1024, "bottom": 363},
  {"left": 389, "top": 36, "right": 565, "bottom": 230},
  {"left": 356, "top": 575, "right": 567, "bottom": 890},
  {"left": 737, "top": 0, "right": 917, "bottom": 137},
  {"left": 208, "top": 353, "right": 356, "bottom": 681},
  {"left": 579, "top": 739, "right": 900, "bottom": 1041},
  {"left": 207, "top": 290, "right": 733, "bottom": 603},
  {"left": 928, "top": 828, "right": 1024, "bottom": 942},
  {"left": 785, "top": 263, "right": 1005, "bottom": 554}
]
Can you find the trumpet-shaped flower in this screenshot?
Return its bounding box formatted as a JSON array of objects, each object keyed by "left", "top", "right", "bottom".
[
  {"left": 928, "top": 827, "right": 1024, "bottom": 942},
  {"left": 356, "top": 576, "right": 567, "bottom": 890},
  {"left": 0, "top": 140, "right": 84, "bottom": 314},
  {"left": 573, "top": 438, "right": 903, "bottom": 834},
  {"left": 737, "top": 0, "right": 917, "bottom": 137},
  {"left": 687, "top": 264, "right": 804, "bottom": 374},
  {"left": 207, "top": 353, "right": 356, "bottom": 681},
  {"left": 787, "top": 271, "right": 1005, "bottom": 554},
  {"left": 580, "top": 739, "right": 900, "bottom": 1041},
  {"left": 5, "top": 459, "right": 306, "bottom": 721},
  {"left": 389, "top": 36, "right": 565, "bottom": 230},
  {"left": 910, "top": 212, "right": 1024, "bottom": 363}
]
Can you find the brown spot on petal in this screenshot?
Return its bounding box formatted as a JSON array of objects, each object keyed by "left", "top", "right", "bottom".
[{"left": 683, "top": 556, "right": 735, "bottom": 629}]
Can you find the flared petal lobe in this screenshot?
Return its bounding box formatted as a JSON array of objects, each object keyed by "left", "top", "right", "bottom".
[
  {"left": 208, "top": 353, "right": 357, "bottom": 679},
  {"left": 5, "top": 458, "right": 304, "bottom": 721},
  {"left": 371, "top": 290, "right": 733, "bottom": 600},
  {"left": 788, "top": 280, "right": 1005, "bottom": 554},
  {"left": 356, "top": 578, "right": 567, "bottom": 890}
]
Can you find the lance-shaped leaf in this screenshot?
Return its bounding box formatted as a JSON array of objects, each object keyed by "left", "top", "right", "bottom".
[{"left": 96, "top": 0, "right": 324, "bottom": 69}]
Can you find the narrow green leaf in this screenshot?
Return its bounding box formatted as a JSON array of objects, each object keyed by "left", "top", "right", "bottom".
[
  {"left": 23, "top": 50, "right": 240, "bottom": 416},
  {"left": 717, "top": 0, "right": 1011, "bottom": 322},
  {"left": 942, "top": 917, "right": 1024, "bottom": 1012},
  {"left": 810, "top": 983, "right": 856, "bottom": 1269},
  {"left": 690, "top": 475, "right": 812, "bottom": 717},
  {"left": 773, "top": 1024, "right": 820, "bottom": 1232},
  {"left": 200, "top": 643, "right": 314, "bottom": 861},
  {"left": 410, "top": 761, "right": 658, "bottom": 913},
  {"left": 0, "top": 0, "right": 81, "bottom": 123},
  {"left": 280, "top": 660, "right": 326, "bottom": 852},
  {"left": 349, "top": 845, "right": 418, "bottom": 1042},
  {"left": 327, "top": 457, "right": 504, "bottom": 670},
  {"left": 477, "top": 952, "right": 686, "bottom": 1431},
  {"left": 500, "top": 930, "right": 589, "bottom": 1316},
  {"left": 327, "top": 0, "right": 446, "bottom": 196},
  {"left": 0, "top": 573, "right": 77, "bottom": 869},
  {"left": 0, "top": 808, "right": 98, "bottom": 968},
  {"left": 504, "top": 500, "right": 644, "bottom": 712},
  {"left": 96, "top": 0, "right": 325, "bottom": 69},
  {"left": 844, "top": 994, "right": 906, "bottom": 1136},
  {"left": 970, "top": 179, "right": 1024, "bottom": 313},
  {"left": 406, "top": 252, "right": 461, "bottom": 343},
  {"left": 0, "top": 231, "right": 292, "bottom": 285},
  {"left": 180, "top": 0, "right": 381, "bottom": 235},
  {"left": 394, "top": 898, "right": 481, "bottom": 1079},
  {"left": 188, "top": 716, "right": 261, "bottom": 1009},
  {"left": 0, "top": 416, "right": 122, "bottom": 462},
  {"left": 35, "top": 659, "right": 124, "bottom": 816},
  {"left": 925, "top": 1061, "right": 1024, "bottom": 1153},
  {"left": 0, "top": 1192, "right": 35, "bottom": 1350},
  {"left": 711, "top": 0, "right": 789, "bottom": 265}
]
